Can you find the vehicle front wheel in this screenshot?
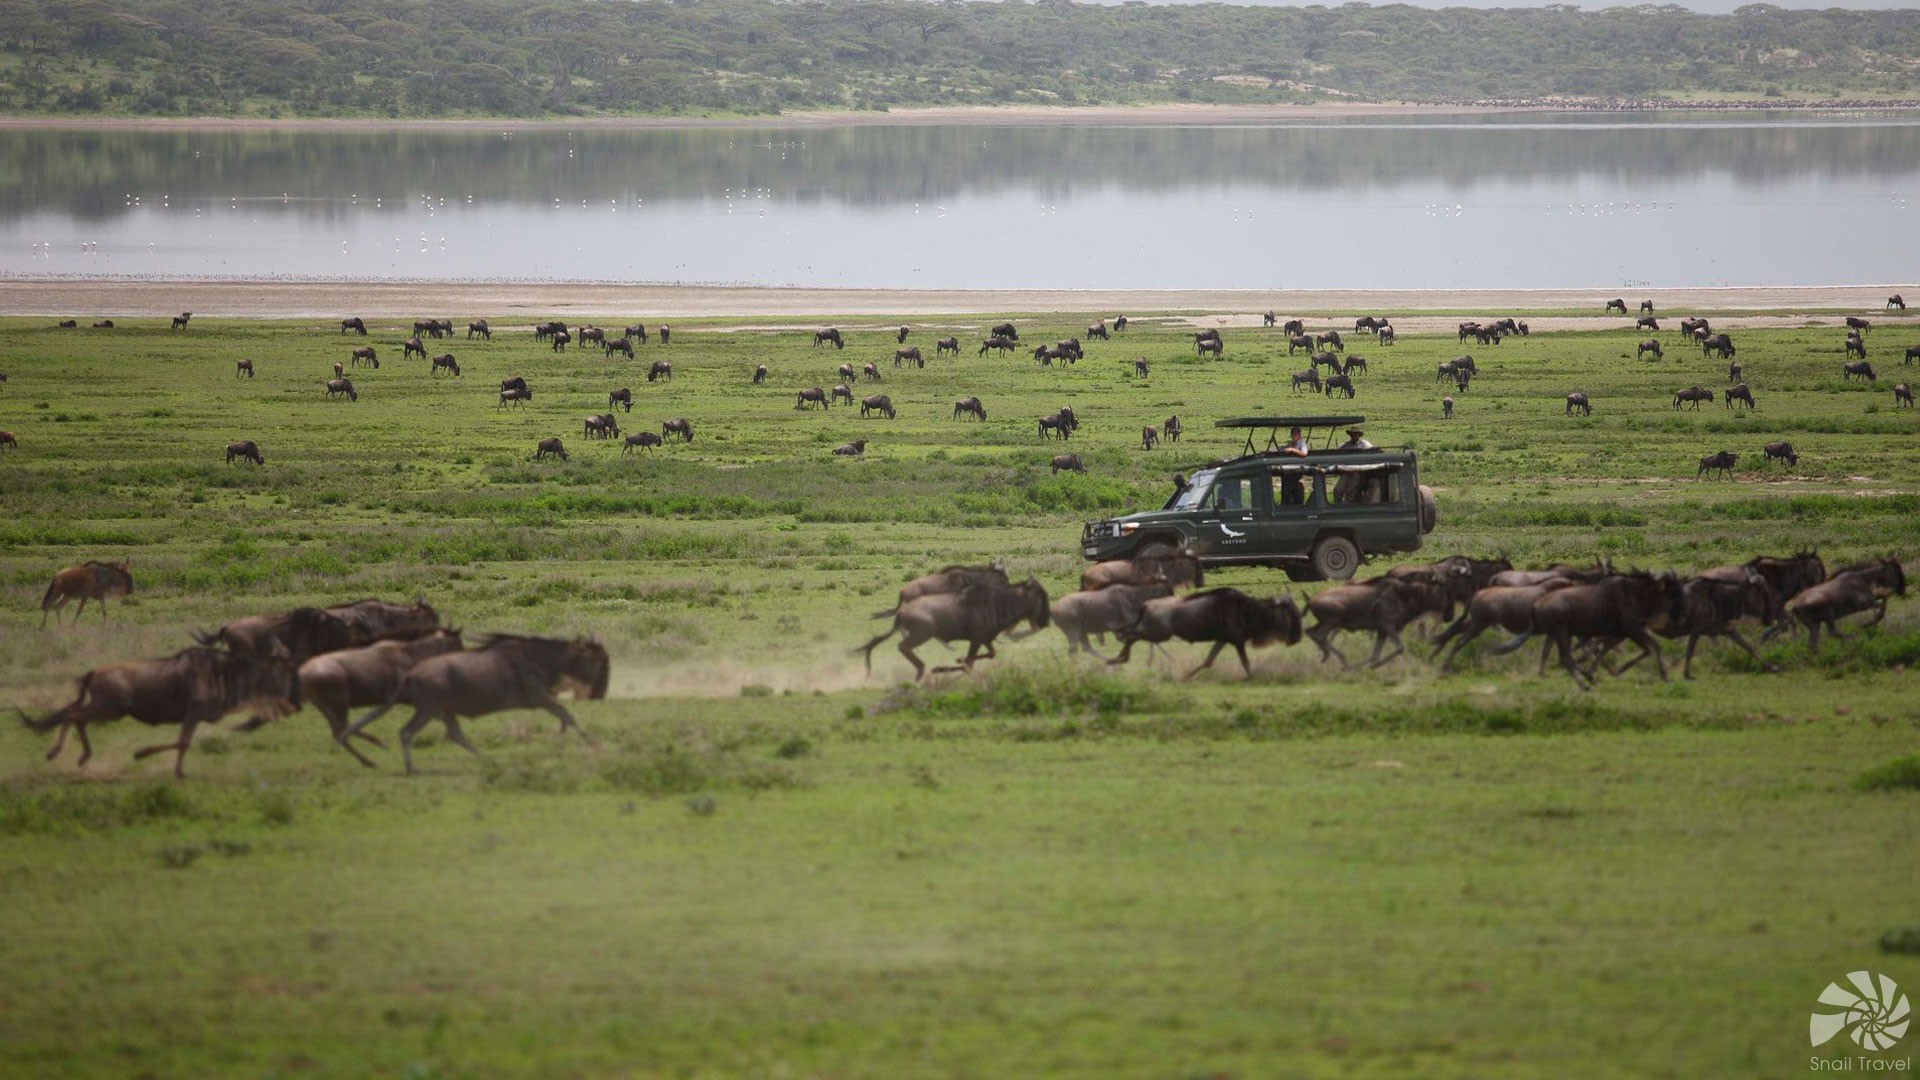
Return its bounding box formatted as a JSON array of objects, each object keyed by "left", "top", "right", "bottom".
[{"left": 1310, "top": 536, "right": 1360, "bottom": 581}]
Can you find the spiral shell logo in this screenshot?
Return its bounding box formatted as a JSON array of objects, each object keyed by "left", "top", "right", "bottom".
[{"left": 1810, "top": 971, "right": 1911, "bottom": 1052}]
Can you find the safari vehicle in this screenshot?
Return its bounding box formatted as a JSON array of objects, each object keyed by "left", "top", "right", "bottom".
[{"left": 1080, "top": 415, "right": 1437, "bottom": 581}]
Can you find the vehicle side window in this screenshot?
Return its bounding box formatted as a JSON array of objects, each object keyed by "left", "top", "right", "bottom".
[
  {"left": 1210, "top": 476, "right": 1252, "bottom": 511},
  {"left": 1269, "top": 467, "right": 1315, "bottom": 510},
  {"left": 1331, "top": 466, "right": 1401, "bottom": 506}
]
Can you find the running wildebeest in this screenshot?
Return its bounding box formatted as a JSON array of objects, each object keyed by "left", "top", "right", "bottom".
[
  {"left": 225, "top": 440, "right": 264, "bottom": 466},
  {"left": 872, "top": 564, "right": 1010, "bottom": 620},
  {"left": 1673, "top": 386, "right": 1714, "bottom": 410},
  {"left": 1702, "top": 551, "right": 1827, "bottom": 611},
  {"left": 549, "top": 330, "right": 570, "bottom": 352},
  {"left": 647, "top": 360, "right": 671, "bottom": 382},
  {"left": 1087, "top": 322, "right": 1109, "bottom": 341},
  {"left": 1637, "top": 317, "right": 1659, "bottom": 332},
  {"left": 895, "top": 347, "right": 922, "bottom": 368},
  {"left": 1162, "top": 415, "right": 1182, "bottom": 443},
  {"left": 1323, "top": 374, "right": 1355, "bottom": 399},
  {"left": 1430, "top": 578, "right": 1579, "bottom": 672},
  {"left": 1052, "top": 583, "right": 1172, "bottom": 659},
  {"left": 858, "top": 577, "right": 1049, "bottom": 681},
  {"left": 1842, "top": 360, "right": 1876, "bottom": 382},
  {"left": 535, "top": 437, "right": 568, "bottom": 461},
  {"left": 1654, "top": 572, "right": 1782, "bottom": 679},
  {"left": 1761, "top": 441, "right": 1798, "bottom": 467},
  {"left": 1787, "top": 558, "right": 1905, "bottom": 654},
  {"left": 1291, "top": 369, "right": 1321, "bottom": 394},
  {"left": 1288, "top": 334, "right": 1314, "bottom": 356},
  {"left": 235, "top": 358, "right": 254, "bottom": 378},
  {"left": 604, "top": 337, "right": 634, "bottom": 359},
  {"left": 582, "top": 414, "right": 620, "bottom": 440},
  {"left": 1701, "top": 333, "right": 1736, "bottom": 359},
  {"left": 1889, "top": 294, "right": 1907, "bottom": 311},
  {"left": 1442, "top": 395, "right": 1455, "bottom": 419},
  {"left": 39, "top": 560, "right": 133, "bottom": 628},
  {"left": 21, "top": 647, "right": 298, "bottom": 778},
  {"left": 662, "top": 418, "right": 693, "bottom": 442},
  {"left": 1110, "top": 588, "right": 1303, "bottom": 680},
  {"left": 1637, "top": 339, "right": 1663, "bottom": 360},
  {"left": 831, "top": 384, "right": 855, "bottom": 406},
  {"left": 498, "top": 387, "right": 532, "bottom": 408},
  {"left": 1846, "top": 316, "right": 1871, "bottom": 336},
  {"left": 1605, "top": 299, "right": 1628, "bottom": 314},
  {"left": 833, "top": 439, "right": 867, "bottom": 457},
  {"left": 936, "top": 337, "right": 959, "bottom": 357},
  {"left": 297, "top": 629, "right": 466, "bottom": 767},
  {"left": 197, "top": 599, "right": 437, "bottom": 667},
  {"left": 1697, "top": 450, "right": 1737, "bottom": 479},
  {"left": 796, "top": 387, "right": 829, "bottom": 409},
  {"left": 341, "top": 317, "right": 367, "bottom": 335},
  {"left": 814, "top": 328, "right": 845, "bottom": 349},
  {"left": 1141, "top": 426, "right": 1158, "bottom": 451},
  {"left": 1725, "top": 383, "right": 1755, "bottom": 410},
  {"left": 1896, "top": 383, "right": 1915, "bottom": 407},
  {"left": 467, "top": 320, "right": 490, "bottom": 340},
  {"left": 1845, "top": 335, "right": 1867, "bottom": 360},
  {"left": 863, "top": 362, "right": 882, "bottom": 381},
  {"left": 623, "top": 431, "right": 661, "bottom": 454},
  {"left": 402, "top": 337, "right": 426, "bottom": 360},
  {"left": 609, "top": 388, "right": 633, "bottom": 413},
  {"left": 953, "top": 396, "right": 986, "bottom": 421},
  {"left": 1305, "top": 571, "right": 1453, "bottom": 669},
  {"left": 325, "top": 378, "right": 358, "bottom": 402},
  {"left": 1534, "top": 572, "right": 1685, "bottom": 689},
  {"left": 860, "top": 394, "right": 895, "bottom": 419},
  {"left": 1134, "top": 358, "right": 1150, "bottom": 378},
  {"left": 753, "top": 365, "right": 768, "bottom": 384},
  {"left": 1566, "top": 392, "right": 1593, "bottom": 416},
  {"left": 1051, "top": 454, "right": 1086, "bottom": 474},
  {"left": 341, "top": 634, "right": 608, "bottom": 775},
  {"left": 430, "top": 354, "right": 460, "bottom": 377},
  {"left": 1081, "top": 551, "right": 1205, "bottom": 593}
]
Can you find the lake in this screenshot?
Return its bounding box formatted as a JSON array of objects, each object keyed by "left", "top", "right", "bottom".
[{"left": 1, "top": 113, "right": 1915, "bottom": 290}]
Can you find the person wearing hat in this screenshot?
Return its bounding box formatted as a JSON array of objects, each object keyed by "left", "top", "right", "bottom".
[{"left": 1339, "top": 426, "right": 1374, "bottom": 450}]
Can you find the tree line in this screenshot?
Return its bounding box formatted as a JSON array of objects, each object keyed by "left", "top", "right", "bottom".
[{"left": 2, "top": 0, "right": 1918, "bottom": 118}]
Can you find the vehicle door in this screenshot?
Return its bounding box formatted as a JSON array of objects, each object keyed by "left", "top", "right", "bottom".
[
  {"left": 1190, "top": 471, "right": 1258, "bottom": 557},
  {"left": 1318, "top": 462, "right": 1417, "bottom": 550},
  {"left": 1258, "top": 463, "right": 1325, "bottom": 556}
]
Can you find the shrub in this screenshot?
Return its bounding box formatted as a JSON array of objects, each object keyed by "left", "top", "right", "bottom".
[{"left": 1854, "top": 755, "right": 1920, "bottom": 794}]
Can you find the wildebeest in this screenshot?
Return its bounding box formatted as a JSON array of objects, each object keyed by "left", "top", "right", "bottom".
[
  {"left": 342, "top": 634, "right": 608, "bottom": 774},
  {"left": 1038, "top": 411, "right": 1075, "bottom": 440},
  {"left": 838, "top": 362, "right": 856, "bottom": 382},
  {"left": 1314, "top": 330, "right": 1343, "bottom": 352},
  {"left": 341, "top": 317, "right": 367, "bottom": 335},
  {"left": 1430, "top": 579, "right": 1578, "bottom": 672},
  {"left": 39, "top": 560, "right": 133, "bottom": 628},
  {"left": 953, "top": 396, "right": 986, "bottom": 421},
  {"left": 91, "top": 320, "right": 113, "bottom": 329},
  {"left": 1312, "top": 351, "right": 1344, "bottom": 375},
  {"left": 583, "top": 414, "right": 620, "bottom": 440},
  {"left": 604, "top": 337, "right": 634, "bottom": 359},
  {"left": 833, "top": 439, "right": 867, "bottom": 457},
  {"left": 1134, "top": 358, "right": 1150, "bottom": 378},
  {"left": 1905, "top": 345, "right": 1920, "bottom": 365},
  {"left": 1281, "top": 318, "right": 1304, "bottom": 336},
  {"left": 1051, "top": 454, "right": 1086, "bottom": 474},
  {"left": 1305, "top": 570, "right": 1453, "bottom": 669},
  {"left": 1110, "top": 588, "right": 1303, "bottom": 679},
  {"left": 1845, "top": 335, "right": 1867, "bottom": 360},
  {"left": 1081, "top": 551, "right": 1204, "bottom": 593},
  {"left": 991, "top": 322, "right": 1019, "bottom": 341},
  {"left": 1896, "top": 383, "right": 1915, "bottom": 407},
  {"left": 1533, "top": 572, "right": 1685, "bottom": 688},
  {"left": 21, "top": 647, "right": 298, "bottom": 777},
  {"left": 1288, "top": 334, "right": 1315, "bottom": 355},
  {"left": 1323, "top": 373, "right": 1355, "bottom": 399},
  {"left": 325, "top": 378, "right": 358, "bottom": 402},
  {"left": 662, "top": 418, "right": 694, "bottom": 442},
  {"left": 1637, "top": 339, "right": 1663, "bottom": 360},
  {"left": 402, "top": 337, "right": 426, "bottom": 360},
  {"left": 1697, "top": 450, "right": 1737, "bottom": 479},
  {"left": 3, "top": 430, "right": 22, "bottom": 449},
  {"left": 979, "top": 336, "right": 1017, "bottom": 356},
  {"left": 753, "top": 365, "right": 768, "bottom": 384},
  {"left": 1842, "top": 360, "right": 1876, "bottom": 382},
  {"left": 1442, "top": 395, "right": 1454, "bottom": 419},
  {"left": 500, "top": 375, "right": 529, "bottom": 394},
  {"left": 1640, "top": 300, "right": 1655, "bottom": 314},
  {"left": 535, "top": 437, "right": 568, "bottom": 461},
  {"left": 1701, "top": 333, "right": 1736, "bottom": 359},
  {"left": 831, "top": 384, "right": 855, "bottom": 406},
  {"left": 1890, "top": 294, "right": 1907, "bottom": 311},
  {"left": 1354, "top": 315, "right": 1389, "bottom": 335},
  {"left": 857, "top": 577, "right": 1049, "bottom": 681},
  {"left": 1033, "top": 346, "right": 1065, "bottom": 367},
  {"left": 860, "top": 394, "right": 895, "bottom": 419},
  {"left": 1162, "top": 415, "right": 1182, "bottom": 443},
  {"left": 198, "top": 600, "right": 438, "bottom": 670},
  {"left": 1728, "top": 360, "right": 1743, "bottom": 384},
  {"left": 895, "top": 347, "right": 923, "bottom": 368},
  {"left": 1291, "top": 368, "right": 1321, "bottom": 394},
  {"left": 623, "top": 431, "right": 662, "bottom": 454},
  {"left": 1605, "top": 298, "right": 1628, "bottom": 314},
  {"left": 796, "top": 387, "right": 829, "bottom": 409},
  {"left": 1052, "top": 583, "right": 1171, "bottom": 659},
  {"left": 1761, "top": 440, "right": 1797, "bottom": 467},
  {"left": 1378, "top": 326, "right": 1397, "bottom": 346},
  {"left": 1786, "top": 558, "right": 1905, "bottom": 654},
  {"left": 1343, "top": 355, "right": 1369, "bottom": 377},
  {"left": 298, "top": 629, "right": 466, "bottom": 767},
  {"left": 431, "top": 354, "right": 460, "bottom": 377},
  {"left": 1702, "top": 551, "right": 1827, "bottom": 610},
  {"left": 1725, "top": 383, "right": 1755, "bottom": 410},
  {"left": 862, "top": 362, "right": 882, "bottom": 381},
  {"left": 1565, "top": 392, "right": 1592, "bottom": 416},
  {"left": 1652, "top": 572, "right": 1782, "bottom": 679},
  {"left": 533, "top": 321, "right": 567, "bottom": 342},
  {"left": 896, "top": 326, "right": 910, "bottom": 344},
  {"left": 225, "top": 440, "right": 264, "bottom": 466},
  {"left": 658, "top": 325, "right": 673, "bottom": 344},
  {"left": 647, "top": 360, "right": 672, "bottom": 382},
  {"left": 936, "top": 337, "right": 959, "bottom": 357},
  {"left": 549, "top": 330, "right": 570, "bottom": 352},
  {"left": 625, "top": 324, "right": 649, "bottom": 344},
  {"left": 352, "top": 346, "right": 379, "bottom": 369},
  {"left": 814, "top": 328, "right": 845, "bottom": 349},
  {"left": 1678, "top": 317, "right": 1710, "bottom": 339},
  {"left": 1637, "top": 316, "right": 1659, "bottom": 332},
  {"left": 609, "top": 387, "right": 633, "bottom": 413},
  {"left": 498, "top": 387, "right": 532, "bottom": 408},
  {"left": 467, "top": 320, "right": 490, "bottom": 340},
  {"left": 56, "top": 319, "right": 76, "bottom": 329},
  {"left": 235, "top": 358, "right": 254, "bottom": 378},
  {"left": 576, "top": 325, "right": 605, "bottom": 348},
  {"left": 871, "top": 565, "right": 1009, "bottom": 620},
  {"left": 1846, "top": 316, "right": 1871, "bottom": 336},
  {"left": 335, "top": 359, "right": 347, "bottom": 376},
  {"left": 1673, "top": 386, "right": 1714, "bottom": 410},
  {"left": 1087, "top": 322, "right": 1109, "bottom": 341},
  {"left": 1113, "top": 316, "right": 1129, "bottom": 333},
  {"left": 1141, "top": 426, "right": 1158, "bottom": 451}
]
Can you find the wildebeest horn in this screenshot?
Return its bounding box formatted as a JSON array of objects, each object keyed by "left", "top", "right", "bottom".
[{"left": 191, "top": 627, "right": 220, "bottom": 647}]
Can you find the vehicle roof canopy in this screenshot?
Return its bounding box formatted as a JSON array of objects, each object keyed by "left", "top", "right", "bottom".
[{"left": 1214, "top": 415, "right": 1367, "bottom": 454}]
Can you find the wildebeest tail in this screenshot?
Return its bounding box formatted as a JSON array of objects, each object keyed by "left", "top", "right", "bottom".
[
  {"left": 19, "top": 672, "right": 91, "bottom": 733},
  {"left": 853, "top": 624, "right": 899, "bottom": 672},
  {"left": 869, "top": 604, "right": 899, "bottom": 620}
]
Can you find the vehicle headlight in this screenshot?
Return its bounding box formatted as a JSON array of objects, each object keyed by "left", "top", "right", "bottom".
[{"left": 1119, "top": 523, "right": 1138, "bottom": 536}]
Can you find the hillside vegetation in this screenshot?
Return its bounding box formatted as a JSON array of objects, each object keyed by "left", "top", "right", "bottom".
[{"left": 3, "top": 0, "right": 1920, "bottom": 118}]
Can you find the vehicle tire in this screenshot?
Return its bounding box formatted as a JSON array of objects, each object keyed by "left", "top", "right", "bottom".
[
  {"left": 1418, "top": 485, "right": 1438, "bottom": 535},
  {"left": 1310, "top": 535, "right": 1360, "bottom": 581}
]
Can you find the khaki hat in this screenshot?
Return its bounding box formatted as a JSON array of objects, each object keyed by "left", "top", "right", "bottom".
[{"left": 1346, "top": 426, "right": 1365, "bottom": 436}]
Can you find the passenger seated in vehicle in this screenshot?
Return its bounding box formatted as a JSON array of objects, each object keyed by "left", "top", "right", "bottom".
[{"left": 1274, "top": 469, "right": 1306, "bottom": 507}]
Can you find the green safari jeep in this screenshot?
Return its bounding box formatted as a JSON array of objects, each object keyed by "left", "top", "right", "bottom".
[{"left": 1079, "top": 416, "right": 1437, "bottom": 581}]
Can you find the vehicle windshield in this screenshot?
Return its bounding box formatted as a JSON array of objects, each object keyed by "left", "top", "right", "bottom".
[{"left": 1167, "top": 468, "right": 1218, "bottom": 511}]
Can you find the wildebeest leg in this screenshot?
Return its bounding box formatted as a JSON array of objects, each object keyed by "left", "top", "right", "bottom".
[
  {"left": 39, "top": 596, "right": 65, "bottom": 628},
  {"left": 396, "top": 707, "right": 436, "bottom": 775},
  {"left": 1307, "top": 624, "right": 1348, "bottom": 668},
  {"left": 71, "top": 721, "right": 93, "bottom": 767},
  {"left": 1624, "top": 630, "right": 1668, "bottom": 681},
  {"left": 1182, "top": 640, "right": 1232, "bottom": 680},
  {"left": 132, "top": 718, "right": 201, "bottom": 778},
  {"left": 1549, "top": 631, "right": 1590, "bottom": 689},
  {"left": 1107, "top": 639, "right": 1138, "bottom": 666},
  {"left": 536, "top": 696, "right": 597, "bottom": 746},
  {"left": 1366, "top": 629, "right": 1406, "bottom": 669},
  {"left": 1719, "top": 628, "right": 1777, "bottom": 674},
  {"left": 315, "top": 702, "right": 379, "bottom": 767},
  {"left": 73, "top": 597, "right": 88, "bottom": 621},
  {"left": 440, "top": 714, "right": 483, "bottom": 756},
  {"left": 895, "top": 631, "right": 930, "bottom": 681}
]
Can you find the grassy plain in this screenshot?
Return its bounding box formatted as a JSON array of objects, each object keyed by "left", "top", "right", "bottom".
[{"left": 0, "top": 309, "right": 1917, "bottom": 1078}]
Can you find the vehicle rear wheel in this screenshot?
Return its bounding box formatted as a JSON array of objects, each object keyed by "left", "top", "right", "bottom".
[{"left": 1310, "top": 536, "right": 1360, "bottom": 581}]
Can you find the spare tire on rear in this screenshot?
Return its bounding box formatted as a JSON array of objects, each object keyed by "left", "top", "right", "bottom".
[{"left": 1417, "top": 484, "right": 1438, "bottom": 535}]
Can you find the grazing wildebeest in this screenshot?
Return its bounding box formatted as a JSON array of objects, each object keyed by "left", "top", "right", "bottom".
[
  {"left": 894, "top": 347, "right": 923, "bottom": 369},
  {"left": 341, "top": 317, "right": 367, "bottom": 335},
  {"left": 342, "top": 634, "right": 608, "bottom": 775},
  {"left": 1162, "top": 415, "right": 1182, "bottom": 443},
  {"left": 1673, "top": 386, "right": 1714, "bottom": 410},
  {"left": 604, "top": 337, "right": 634, "bottom": 359},
  {"left": 298, "top": 630, "right": 466, "bottom": 767},
  {"left": 500, "top": 375, "right": 528, "bottom": 394},
  {"left": 1761, "top": 441, "right": 1797, "bottom": 467},
  {"left": 1038, "top": 412, "right": 1074, "bottom": 440},
  {"left": 833, "top": 439, "right": 867, "bottom": 457},
  {"left": 91, "top": 320, "right": 113, "bottom": 329},
  {"left": 979, "top": 336, "right": 1017, "bottom": 356},
  {"left": 1457, "top": 322, "right": 1483, "bottom": 343},
  {"left": 1379, "top": 326, "right": 1397, "bottom": 346},
  {"left": 1081, "top": 551, "right": 1205, "bottom": 593},
  {"left": 936, "top": 337, "right": 959, "bottom": 357},
  {"left": 235, "top": 358, "right": 254, "bottom": 378},
  {"left": 583, "top": 414, "right": 619, "bottom": 440},
  {"left": 609, "top": 388, "right": 633, "bottom": 413},
  {"left": 1696, "top": 450, "right": 1737, "bottom": 479},
  {"left": 1343, "top": 355, "right": 1369, "bottom": 377},
  {"left": 350, "top": 346, "right": 378, "bottom": 369},
  {"left": 39, "top": 560, "right": 133, "bottom": 628},
  {"left": 1896, "top": 383, "right": 1915, "bottom": 407},
  {"left": 991, "top": 322, "right": 1019, "bottom": 342},
  {"left": 1033, "top": 346, "right": 1062, "bottom": 367},
  {"left": 860, "top": 394, "right": 895, "bottom": 419},
  {"left": 1846, "top": 335, "right": 1868, "bottom": 360},
  {"left": 626, "top": 324, "right": 649, "bottom": 344},
  {"left": 1678, "top": 317, "right": 1710, "bottom": 339},
  {"left": 1904, "top": 345, "right": 1920, "bottom": 365},
  {"left": 1311, "top": 351, "right": 1344, "bottom": 375},
  {"left": 576, "top": 326, "right": 606, "bottom": 348},
  {"left": 753, "top": 365, "right": 768, "bottom": 384},
  {"left": 56, "top": 320, "right": 76, "bottom": 329},
  {"left": 1197, "top": 338, "right": 1222, "bottom": 358},
  {"left": 1637, "top": 316, "right": 1659, "bottom": 332},
  {"left": 549, "top": 330, "right": 570, "bottom": 352},
  {"left": 1141, "top": 426, "right": 1158, "bottom": 451},
  {"left": 1323, "top": 374, "right": 1355, "bottom": 399},
  {"left": 226, "top": 440, "right": 264, "bottom": 466},
  {"left": 1110, "top": 588, "right": 1303, "bottom": 680},
  {"left": 1846, "top": 316, "right": 1871, "bottom": 336},
  {"left": 1263, "top": 311, "right": 1277, "bottom": 328},
  {"left": 1354, "top": 315, "right": 1389, "bottom": 335},
  {"left": 402, "top": 337, "right": 427, "bottom": 360},
  {"left": 1311, "top": 330, "right": 1341, "bottom": 353},
  {"left": 623, "top": 431, "right": 662, "bottom": 454},
  {"left": 1281, "top": 318, "right": 1304, "bottom": 336},
  {"left": 535, "top": 437, "right": 568, "bottom": 461},
  {"left": 1637, "top": 339, "right": 1663, "bottom": 360},
  {"left": 862, "top": 362, "right": 882, "bottom": 381},
  {"left": 1442, "top": 395, "right": 1454, "bottom": 419},
  {"left": 1087, "top": 322, "right": 1109, "bottom": 341},
  {"left": 858, "top": 577, "right": 1051, "bottom": 681},
  {"left": 1305, "top": 571, "right": 1453, "bottom": 669},
  {"left": 1701, "top": 333, "right": 1736, "bottom": 359},
  {"left": 1889, "top": 294, "right": 1907, "bottom": 311},
  {"left": 662, "top": 418, "right": 693, "bottom": 442},
  {"left": 1640, "top": 300, "right": 1655, "bottom": 314},
  {"left": 831, "top": 384, "right": 855, "bottom": 406},
  {"left": 1533, "top": 572, "right": 1685, "bottom": 689},
  {"left": 1436, "top": 359, "right": 1465, "bottom": 384},
  {"left": 1605, "top": 298, "right": 1628, "bottom": 314},
  {"left": 1051, "top": 454, "right": 1086, "bottom": 474},
  {"left": 896, "top": 326, "right": 910, "bottom": 344},
  {"left": 467, "top": 320, "right": 490, "bottom": 340},
  {"left": 1290, "top": 369, "right": 1321, "bottom": 394},
  {"left": 1728, "top": 360, "right": 1743, "bottom": 384},
  {"left": 838, "top": 362, "right": 856, "bottom": 382},
  {"left": 1787, "top": 558, "right": 1905, "bottom": 654},
  {"left": 1842, "top": 360, "right": 1876, "bottom": 382},
  {"left": 498, "top": 387, "right": 532, "bottom": 408},
  {"left": 533, "top": 321, "right": 566, "bottom": 342},
  {"left": 796, "top": 387, "right": 829, "bottom": 409},
  {"left": 648, "top": 360, "right": 672, "bottom": 382},
  {"left": 953, "top": 396, "right": 986, "bottom": 421},
  {"left": 1288, "top": 334, "right": 1314, "bottom": 356},
  {"left": 1053, "top": 583, "right": 1173, "bottom": 659},
  {"left": 1565, "top": 392, "right": 1593, "bottom": 416},
  {"left": 325, "top": 378, "right": 358, "bottom": 402},
  {"left": 431, "top": 354, "right": 460, "bottom": 377},
  {"left": 1725, "top": 383, "right": 1755, "bottom": 410},
  {"left": 0, "top": 431, "right": 16, "bottom": 451},
  {"left": 21, "top": 647, "right": 298, "bottom": 777},
  {"left": 814, "top": 328, "right": 844, "bottom": 349}
]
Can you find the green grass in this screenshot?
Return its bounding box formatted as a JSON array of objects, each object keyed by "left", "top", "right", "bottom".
[{"left": 0, "top": 310, "right": 1917, "bottom": 1077}]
